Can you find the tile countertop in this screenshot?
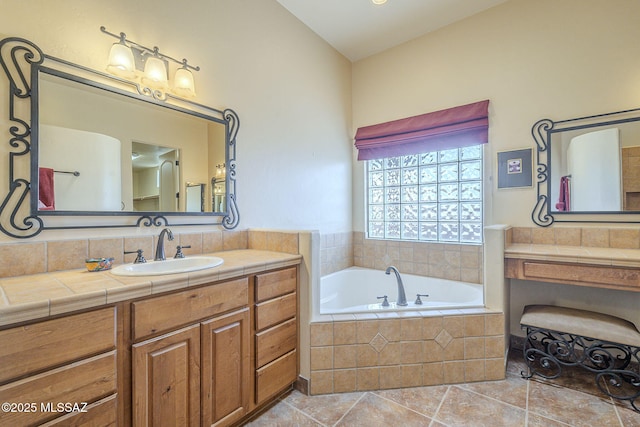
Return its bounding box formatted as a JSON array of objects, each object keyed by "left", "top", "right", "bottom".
[
  {"left": 0, "top": 249, "right": 302, "bottom": 328},
  {"left": 505, "top": 243, "right": 640, "bottom": 267}
]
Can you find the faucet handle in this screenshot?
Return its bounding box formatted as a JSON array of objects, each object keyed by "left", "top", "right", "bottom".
[
  {"left": 377, "top": 295, "right": 390, "bottom": 307},
  {"left": 174, "top": 245, "right": 191, "bottom": 258},
  {"left": 415, "top": 294, "right": 429, "bottom": 305},
  {"left": 124, "top": 249, "right": 146, "bottom": 264}
]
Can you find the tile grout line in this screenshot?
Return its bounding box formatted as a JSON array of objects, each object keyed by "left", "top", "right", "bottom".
[
  {"left": 277, "top": 397, "right": 330, "bottom": 427},
  {"left": 525, "top": 377, "right": 621, "bottom": 426},
  {"left": 371, "top": 389, "right": 440, "bottom": 423},
  {"left": 430, "top": 385, "right": 451, "bottom": 426},
  {"left": 330, "top": 392, "right": 369, "bottom": 427},
  {"left": 454, "top": 383, "right": 527, "bottom": 413},
  {"left": 604, "top": 380, "right": 626, "bottom": 427},
  {"left": 524, "top": 375, "right": 529, "bottom": 427}
]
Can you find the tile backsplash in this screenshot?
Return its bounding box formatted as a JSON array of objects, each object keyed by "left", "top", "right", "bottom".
[
  {"left": 0, "top": 229, "right": 301, "bottom": 279},
  {"left": 507, "top": 226, "right": 640, "bottom": 249}
]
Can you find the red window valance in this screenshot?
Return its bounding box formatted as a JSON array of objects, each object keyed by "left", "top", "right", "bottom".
[{"left": 354, "top": 99, "right": 490, "bottom": 160}]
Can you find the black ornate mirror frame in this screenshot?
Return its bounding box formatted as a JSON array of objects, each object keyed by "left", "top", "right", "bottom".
[
  {"left": 531, "top": 107, "right": 640, "bottom": 227},
  {"left": 0, "top": 37, "right": 240, "bottom": 238}
]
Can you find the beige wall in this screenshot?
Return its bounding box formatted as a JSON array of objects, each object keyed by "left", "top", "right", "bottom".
[
  {"left": 351, "top": 0, "right": 640, "bottom": 334},
  {"left": 1, "top": 0, "right": 638, "bottom": 332},
  {"left": 352, "top": 0, "right": 640, "bottom": 230},
  {"left": 0, "top": 0, "right": 353, "bottom": 243}
]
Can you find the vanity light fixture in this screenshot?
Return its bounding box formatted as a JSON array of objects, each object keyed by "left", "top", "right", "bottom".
[
  {"left": 100, "top": 26, "right": 199, "bottom": 98},
  {"left": 173, "top": 60, "right": 197, "bottom": 98},
  {"left": 141, "top": 48, "right": 169, "bottom": 90},
  {"left": 106, "top": 32, "right": 136, "bottom": 79},
  {"left": 371, "top": 0, "right": 388, "bottom": 4}
]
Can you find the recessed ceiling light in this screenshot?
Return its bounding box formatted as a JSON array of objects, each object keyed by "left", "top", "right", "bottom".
[{"left": 372, "top": 0, "right": 388, "bottom": 5}]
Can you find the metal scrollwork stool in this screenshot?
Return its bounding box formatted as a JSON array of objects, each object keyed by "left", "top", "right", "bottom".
[{"left": 520, "top": 305, "right": 640, "bottom": 412}]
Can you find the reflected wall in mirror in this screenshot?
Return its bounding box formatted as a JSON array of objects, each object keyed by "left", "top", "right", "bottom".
[
  {"left": 0, "top": 37, "right": 239, "bottom": 238},
  {"left": 531, "top": 107, "right": 640, "bottom": 226},
  {"left": 38, "top": 72, "right": 225, "bottom": 214},
  {"left": 185, "top": 183, "right": 205, "bottom": 212}
]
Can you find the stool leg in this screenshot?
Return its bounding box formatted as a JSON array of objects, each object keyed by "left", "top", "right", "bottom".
[{"left": 521, "top": 326, "right": 563, "bottom": 379}]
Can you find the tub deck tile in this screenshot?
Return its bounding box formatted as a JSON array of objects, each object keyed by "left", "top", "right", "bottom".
[{"left": 332, "top": 314, "right": 356, "bottom": 322}]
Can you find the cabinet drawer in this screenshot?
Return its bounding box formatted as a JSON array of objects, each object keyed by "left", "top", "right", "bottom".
[
  {"left": 0, "top": 306, "right": 116, "bottom": 384},
  {"left": 40, "top": 394, "right": 117, "bottom": 426},
  {"left": 255, "top": 350, "right": 297, "bottom": 405},
  {"left": 0, "top": 351, "right": 117, "bottom": 426},
  {"left": 255, "top": 318, "right": 297, "bottom": 368},
  {"left": 132, "top": 277, "right": 248, "bottom": 341},
  {"left": 255, "top": 267, "right": 297, "bottom": 302},
  {"left": 255, "top": 292, "right": 296, "bottom": 331}
]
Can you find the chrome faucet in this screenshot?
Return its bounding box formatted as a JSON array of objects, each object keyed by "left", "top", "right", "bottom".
[
  {"left": 154, "top": 228, "right": 174, "bottom": 261},
  {"left": 385, "top": 266, "right": 408, "bottom": 306}
]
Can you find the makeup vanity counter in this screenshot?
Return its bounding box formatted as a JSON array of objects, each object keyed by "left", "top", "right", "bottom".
[
  {"left": 0, "top": 249, "right": 302, "bottom": 426},
  {"left": 504, "top": 243, "right": 640, "bottom": 292}
]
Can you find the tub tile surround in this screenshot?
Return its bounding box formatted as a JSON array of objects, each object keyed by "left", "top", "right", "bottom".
[
  {"left": 351, "top": 232, "right": 483, "bottom": 284},
  {"left": 321, "top": 232, "right": 484, "bottom": 284},
  {"left": 320, "top": 231, "right": 354, "bottom": 276},
  {"left": 308, "top": 310, "right": 505, "bottom": 395}
]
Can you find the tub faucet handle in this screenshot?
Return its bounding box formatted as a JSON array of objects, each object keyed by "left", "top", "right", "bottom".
[
  {"left": 415, "top": 293, "right": 429, "bottom": 305},
  {"left": 377, "top": 295, "right": 390, "bottom": 307}
]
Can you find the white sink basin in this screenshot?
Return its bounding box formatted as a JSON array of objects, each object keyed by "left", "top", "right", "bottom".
[{"left": 111, "top": 256, "right": 224, "bottom": 276}]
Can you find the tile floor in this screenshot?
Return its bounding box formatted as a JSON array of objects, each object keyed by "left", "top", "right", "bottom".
[{"left": 246, "top": 350, "right": 639, "bottom": 427}]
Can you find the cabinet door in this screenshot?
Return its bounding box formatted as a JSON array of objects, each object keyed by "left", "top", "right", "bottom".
[
  {"left": 132, "top": 324, "right": 200, "bottom": 427},
  {"left": 201, "top": 308, "right": 250, "bottom": 427}
]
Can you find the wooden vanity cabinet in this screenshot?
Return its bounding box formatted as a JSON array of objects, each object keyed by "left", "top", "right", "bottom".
[
  {"left": 0, "top": 263, "right": 299, "bottom": 427},
  {"left": 0, "top": 307, "right": 118, "bottom": 426},
  {"left": 201, "top": 308, "right": 250, "bottom": 427},
  {"left": 130, "top": 277, "right": 251, "bottom": 427},
  {"left": 254, "top": 267, "right": 298, "bottom": 406},
  {"left": 132, "top": 324, "right": 201, "bottom": 426}
]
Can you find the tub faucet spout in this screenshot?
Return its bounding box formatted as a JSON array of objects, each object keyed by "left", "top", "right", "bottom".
[{"left": 385, "top": 266, "right": 408, "bottom": 306}]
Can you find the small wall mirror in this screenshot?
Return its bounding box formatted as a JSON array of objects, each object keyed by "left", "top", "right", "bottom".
[
  {"left": 531, "top": 107, "right": 640, "bottom": 226},
  {"left": 0, "top": 37, "right": 239, "bottom": 238}
]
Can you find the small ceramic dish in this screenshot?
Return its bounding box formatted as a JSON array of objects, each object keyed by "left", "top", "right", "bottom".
[{"left": 85, "top": 257, "right": 115, "bottom": 272}]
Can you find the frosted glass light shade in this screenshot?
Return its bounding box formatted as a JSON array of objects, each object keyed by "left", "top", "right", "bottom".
[
  {"left": 142, "top": 56, "right": 168, "bottom": 89},
  {"left": 173, "top": 67, "right": 196, "bottom": 97},
  {"left": 106, "top": 42, "right": 135, "bottom": 78}
]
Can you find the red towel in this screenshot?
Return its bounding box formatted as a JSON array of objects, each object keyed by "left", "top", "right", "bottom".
[
  {"left": 38, "top": 167, "right": 55, "bottom": 210},
  {"left": 555, "top": 176, "right": 570, "bottom": 211}
]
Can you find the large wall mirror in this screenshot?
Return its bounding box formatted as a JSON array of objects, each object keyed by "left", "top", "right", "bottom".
[
  {"left": 531, "top": 107, "right": 640, "bottom": 226},
  {"left": 0, "top": 37, "right": 239, "bottom": 238}
]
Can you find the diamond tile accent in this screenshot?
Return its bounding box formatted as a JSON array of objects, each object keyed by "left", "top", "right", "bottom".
[
  {"left": 435, "top": 329, "right": 453, "bottom": 349},
  {"left": 369, "top": 332, "right": 388, "bottom": 353}
]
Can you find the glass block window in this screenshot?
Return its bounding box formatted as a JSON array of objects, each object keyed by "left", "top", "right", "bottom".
[{"left": 367, "top": 145, "right": 483, "bottom": 244}]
